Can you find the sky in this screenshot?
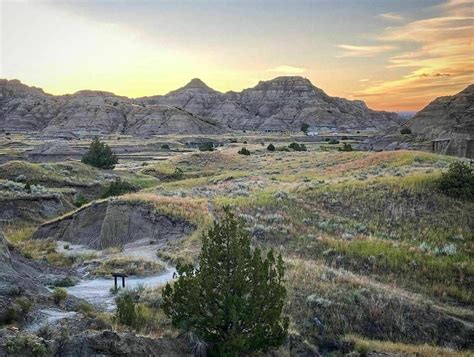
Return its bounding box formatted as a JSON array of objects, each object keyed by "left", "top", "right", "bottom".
[{"left": 0, "top": 0, "right": 473, "bottom": 111}]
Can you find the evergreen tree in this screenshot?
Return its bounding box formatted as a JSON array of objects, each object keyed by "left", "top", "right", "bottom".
[
  {"left": 162, "top": 209, "right": 288, "bottom": 355},
  {"left": 81, "top": 138, "right": 118, "bottom": 169}
]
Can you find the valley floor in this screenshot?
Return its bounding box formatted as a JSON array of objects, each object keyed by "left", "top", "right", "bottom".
[{"left": 0, "top": 134, "right": 472, "bottom": 356}]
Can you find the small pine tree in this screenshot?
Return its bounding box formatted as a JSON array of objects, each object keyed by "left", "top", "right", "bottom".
[
  {"left": 24, "top": 182, "right": 31, "bottom": 193},
  {"left": 81, "top": 138, "right": 118, "bottom": 169},
  {"left": 162, "top": 209, "right": 288, "bottom": 355},
  {"left": 267, "top": 143, "right": 276, "bottom": 151}
]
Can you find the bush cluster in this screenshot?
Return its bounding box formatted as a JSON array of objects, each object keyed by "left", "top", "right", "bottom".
[
  {"left": 267, "top": 143, "right": 276, "bottom": 151},
  {"left": 198, "top": 142, "right": 214, "bottom": 152},
  {"left": 338, "top": 143, "right": 353, "bottom": 152},
  {"left": 289, "top": 142, "right": 307, "bottom": 151},
  {"left": 400, "top": 127, "right": 412, "bottom": 135}
]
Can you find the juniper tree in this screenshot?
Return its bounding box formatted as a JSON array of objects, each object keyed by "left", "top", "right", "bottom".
[
  {"left": 162, "top": 209, "right": 288, "bottom": 355},
  {"left": 81, "top": 137, "right": 118, "bottom": 169}
]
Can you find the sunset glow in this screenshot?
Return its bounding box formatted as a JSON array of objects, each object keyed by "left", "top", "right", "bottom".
[{"left": 1, "top": 0, "right": 473, "bottom": 111}]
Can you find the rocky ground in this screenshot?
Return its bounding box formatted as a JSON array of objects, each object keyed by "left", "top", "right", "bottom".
[{"left": 0, "top": 135, "right": 472, "bottom": 356}]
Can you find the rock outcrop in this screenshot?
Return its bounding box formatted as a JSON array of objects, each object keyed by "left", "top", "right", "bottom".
[
  {"left": 0, "top": 77, "right": 401, "bottom": 135},
  {"left": 362, "top": 84, "right": 474, "bottom": 157},
  {"left": 34, "top": 199, "right": 195, "bottom": 249},
  {"left": 139, "top": 76, "right": 402, "bottom": 132}
]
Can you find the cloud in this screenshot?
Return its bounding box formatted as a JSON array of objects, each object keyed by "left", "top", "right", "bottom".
[
  {"left": 378, "top": 12, "right": 404, "bottom": 21},
  {"left": 336, "top": 44, "right": 396, "bottom": 58},
  {"left": 355, "top": 0, "right": 474, "bottom": 110},
  {"left": 266, "top": 65, "right": 307, "bottom": 74}
]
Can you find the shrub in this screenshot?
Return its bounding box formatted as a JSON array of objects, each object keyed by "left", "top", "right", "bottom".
[
  {"left": 301, "top": 123, "right": 309, "bottom": 134},
  {"left": 161, "top": 144, "right": 170, "bottom": 149},
  {"left": 338, "top": 143, "right": 353, "bottom": 152},
  {"left": 198, "top": 142, "right": 214, "bottom": 152},
  {"left": 438, "top": 161, "right": 474, "bottom": 200},
  {"left": 115, "top": 288, "right": 147, "bottom": 330},
  {"left": 101, "top": 178, "right": 138, "bottom": 198},
  {"left": 238, "top": 147, "right": 251, "bottom": 155},
  {"left": 163, "top": 209, "right": 288, "bottom": 355},
  {"left": 73, "top": 193, "right": 88, "bottom": 207},
  {"left": 267, "top": 144, "right": 276, "bottom": 151},
  {"left": 24, "top": 182, "right": 31, "bottom": 193},
  {"left": 400, "top": 127, "right": 412, "bottom": 135},
  {"left": 328, "top": 139, "right": 339, "bottom": 145},
  {"left": 81, "top": 138, "right": 118, "bottom": 169},
  {"left": 52, "top": 287, "right": 67, "bottom": 305}
]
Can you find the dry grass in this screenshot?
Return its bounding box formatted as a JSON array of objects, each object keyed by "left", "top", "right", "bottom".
[{"left": 346, "top": 334, "right": 471, "bottom": 356}]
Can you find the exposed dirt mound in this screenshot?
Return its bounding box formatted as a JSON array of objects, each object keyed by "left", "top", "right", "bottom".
[
  {"left": 0, "top": 194, "right": 74, "bottom": 223},
  {"left": 34, "top": 199, "right": 195, "bottom": 249}
]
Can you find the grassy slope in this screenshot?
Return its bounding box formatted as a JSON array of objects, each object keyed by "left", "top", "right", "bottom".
[
  {"left": 139, "top": 146, "right": 473, "bottom": 351},
  {"left": 4, "top": 144, "right": 472, "bottom": 353}
]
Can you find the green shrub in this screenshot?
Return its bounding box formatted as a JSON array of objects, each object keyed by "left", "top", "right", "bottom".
[
  {"left": 301, "top": 123, "right": 309, "bottom": 134},
  {"left": 15, "top": 297, "right": 32, "bottom": 314},
  {"left": 400, "top": 127, "right": 412, "bottom": 135},
  {"left": 6, "top": 334, "right": 47, "bottom": 356},
  {"left": 338, "top": 143, "right": 353, "bottom": 152},
  {"left": 328, "top": 139, "right": 339, "bottom": 145},
  {"left": 161, "top": 144, "right": 170, "bottom": 149},
  {"left": 439, "top": 161, "right": 474, "bottom": 200},
  {"left": 73, "top": 193, "right": 88, "bottom": 207},
  {"left": 267, "top": 144, "right": 276, "bottom": 151},
  {"left": 163, "top": 209, "right": 288, "bottom": 355},
  {"left": 52, "top": 287, "right": 67, "bottom": 305},
  {"left": 101, "top": 178, "right": 138, "bottom": 198},
  {"left": 238, "top": 147, "right": 251, "bottom": 155},
  {"left": 115, "top": 289, "right": 147, "bottom": 330},
  {"left": 198, "top": 142, "right": 214, "bottom": 152},
  {"left": 81, "top": 137, "right": 118, "bottom": 169}
]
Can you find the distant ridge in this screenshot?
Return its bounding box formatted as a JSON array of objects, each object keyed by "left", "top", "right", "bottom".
[{"left": 0, "top": 76, "right": 402, "bottom": 136}]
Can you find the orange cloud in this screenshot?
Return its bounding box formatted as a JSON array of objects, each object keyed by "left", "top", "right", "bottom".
[{"left": 355, "top": 1, "right": 473, "bottom": 111}]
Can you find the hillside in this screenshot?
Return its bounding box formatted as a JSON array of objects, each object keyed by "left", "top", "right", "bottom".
[
  {"left": 0, "top": 77, "right": 401, "bottom": 136},
  {"left": 364, "top": 84, "right": 474, "bottom": 158},
  {"left": 139, "top": 76, "right": 402, "bottom": 132},
  {"left": 0, "top": 79, "right": 222, "bottom": 137}
]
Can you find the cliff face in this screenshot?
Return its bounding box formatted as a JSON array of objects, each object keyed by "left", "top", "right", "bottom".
[
  {"left": 140, "top": 76, "right": 402, "bottom": 131},
  {"left": 1, "top": 77, "right": 400, "bottom": 135}
]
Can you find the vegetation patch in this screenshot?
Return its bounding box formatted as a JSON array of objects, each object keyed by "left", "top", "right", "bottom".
[{"left": 91, "top": 257, "right": 164, "bottom": 276}]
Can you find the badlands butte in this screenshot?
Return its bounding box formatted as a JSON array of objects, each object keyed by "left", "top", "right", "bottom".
[{"left": 0, "top": 76, "right": 473, "bottom": 356}]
